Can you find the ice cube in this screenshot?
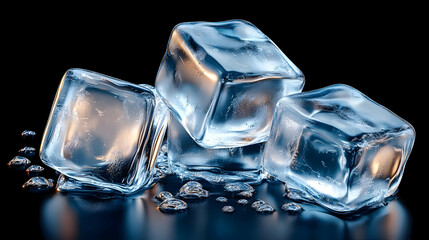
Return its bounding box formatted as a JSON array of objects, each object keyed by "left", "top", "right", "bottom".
[
  {"left": 263, "top": 84, "right": 415, "bottom": 213},
  {"left": 156, "top": 20, "right": 304, "bottom": 148},
  {"left": 168, "top": 114, "right": 265, "bottom": 183},
  {"left": 40, "top": 69, "right": 168, "bottom": 195}
]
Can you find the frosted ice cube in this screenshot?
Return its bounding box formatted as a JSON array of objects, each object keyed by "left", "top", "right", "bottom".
[
  {"left": 168, "top": 114, "right": 264, "bottom": 183},
  {"left": 263, "top": 84, "right": 415, "bottom": 213},
  {"left": 40, "top": 69, "right": 168, "bottom": 195},
  {"left": 156, "top": 19, "right": 304, "bottom": 148}
]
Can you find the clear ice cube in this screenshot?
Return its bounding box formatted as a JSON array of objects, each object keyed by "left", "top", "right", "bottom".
[
  {"left": 168, "top": 114, "right": 265, "bottom": 183},
  {"left": 40, "top": 69, "right": 168, "bottom": 195},
  {"left": 263, "top": 84, "right": 415, "bottom": 213},
  {"left": 156, "top": 19, "right": 304, "bottom": 148}
]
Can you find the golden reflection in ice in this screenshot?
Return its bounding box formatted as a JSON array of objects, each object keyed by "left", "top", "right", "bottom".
[
  {"left": 170, "top": 29, "right": 219, "bottom": 90},
  {"left": 62, "top": 89, "right": 144, "bottom": 165},
  {"left": 370, "top": 145, "right": 402, "bottom": 179}
]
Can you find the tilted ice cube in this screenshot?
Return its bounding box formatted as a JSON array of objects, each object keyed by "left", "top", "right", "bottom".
[
  {"left": 40, "top": 69, "right": 168, "bottom": 195},
  {"left": 168, "top": 114, "right": 265, "bottom": 183},
  {"left": 156, "top": 20, "right": 304, "bottom": 148},
  {"left": 263, "top": 84, "right": 415, "bottom": 213}
]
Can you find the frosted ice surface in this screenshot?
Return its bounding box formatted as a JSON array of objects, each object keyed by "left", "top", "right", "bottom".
[
  {"left": 263, "top": 84, "right": 415, "bottom": 213},
  {"left": 156, "top": 20, "right": 304, "bottom": 148},
  {"left": 40, "top": 69, "right": 168, "bottom": 195}
]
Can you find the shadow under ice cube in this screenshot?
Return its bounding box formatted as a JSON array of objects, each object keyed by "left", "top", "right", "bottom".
[
  {"left": 263, "top": 84, "right": 415, "bottom": 213},
  {"left": 40, "top": 69, "right": 168, "bottom": 195},
  {"left": 156, "top": 20, "right": 304, "bottom": 148}
]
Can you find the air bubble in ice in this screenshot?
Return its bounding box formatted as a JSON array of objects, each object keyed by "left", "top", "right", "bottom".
[{"left": 237, "top": 199, "right": 248, "bottom": 205}]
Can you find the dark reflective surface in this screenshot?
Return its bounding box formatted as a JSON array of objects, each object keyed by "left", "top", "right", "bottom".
[{"left": 40, "top": 176, "right": 411, "bottom": 240}]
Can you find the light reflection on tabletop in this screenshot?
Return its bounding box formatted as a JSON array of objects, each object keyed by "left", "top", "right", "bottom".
[{"left": 41, "top": 176, "right": 411, "bottom": 240}]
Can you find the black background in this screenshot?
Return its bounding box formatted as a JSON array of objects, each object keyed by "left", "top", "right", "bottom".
[{"left": 2, "top": 3, "right": 425, "bottom": 239}]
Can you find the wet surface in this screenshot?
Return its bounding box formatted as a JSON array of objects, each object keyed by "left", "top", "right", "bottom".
[{"left": 36, "top": 176, "right": 413, "bottom": 239}]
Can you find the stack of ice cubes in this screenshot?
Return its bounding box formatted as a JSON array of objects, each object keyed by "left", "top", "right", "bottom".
[{"left": 40, "top": 19, "right": 415, "bottom": 214}]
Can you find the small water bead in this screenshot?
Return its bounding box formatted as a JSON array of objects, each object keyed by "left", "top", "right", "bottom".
[
  {"left": 222, "top": 205, "right": 235, "bottom": 213},
  {"left": 236, "top": 190, "right": 254, "bottom": 198},
  {"left": 178, "top": 181, "right": 209, "bottom": 199},
  {"left": 26, "top": 165, "right": 44, "bottom": 176},
  {"left": 8, "top": 156, "right": 31, "bottom": 168},
  {"left": 224, "top": 182, "right": 255, "bottom": 193},
  {"left": 281, "top": 203, "right": 304, "bottom": 214},
  {"left": 18, "top": 147, "right": 36, "bottom": 157},
  {"left": 237, "top": 199, "right": 248, "bottom": 205},
  {"left": 22, "top": 176, "right": 54, "bottom": 192},
  {"left": 21, "top": 130, "right": 36, "bottom": 138},
  {"left": 215, "top": 196, "right": 228, "bottom": 203},
  {"left": 155, "top": 191, "right": 174, "bottom": 201},
  {"left": 255, "top": 204, "right": 275, "bottom": 214},
  {"left": 158, "top": 198, "right": 188, "bottom": 213},
  {"left": 251, "top": 200, "right": 266, "bottom": 209}
]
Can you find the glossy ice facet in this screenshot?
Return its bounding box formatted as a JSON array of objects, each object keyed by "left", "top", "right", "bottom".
[
  {"left": 40, "top": 69, "right": 168, "bottom": 195},
  {"left": 156, "top": 20, "right": 304, "bottom": 148},
  {"left": 168, "top": 114, "right": 265, "bottom": 183},
  {"left": 263, "top": 84, "right": 415, "bottom": 213}
]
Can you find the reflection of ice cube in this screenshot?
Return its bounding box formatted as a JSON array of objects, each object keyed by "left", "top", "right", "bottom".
[
  {"left": 156, "top": 20, "right": 304, "bottom": 148},
  {"left": 40, "top": 69, "right": 168, "bottom": 195},
  {"left": 263, "top": 84, "right": 415, "bottom": 213},
  {"left": 168, "top": 114, "right": 264, "bottom": 183}
]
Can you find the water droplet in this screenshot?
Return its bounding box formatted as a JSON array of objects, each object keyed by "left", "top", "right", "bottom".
[
  {"left": 215, "top": 196, "right": 228, "bottom": 203},
  {"left": 21, "top": 130, "right": 36, "bottom": 138},
  {"left": 26, "top": 165, "right": 44, "bottom": 176},
  {"left": 255, "top": 203, "right": 275, "bottom": 214},
  {"left": 224, "top": 182, "right": 255, "bottom": 193},
  {"left": 158, "top": 198, "right": 188, "bottom": 213},
  {"left": 18, "top": 147, "right": 36, "bottom": 157},
  {"left": 237, "top": 199, "right": 248, "bottom": 205},
  {"left": 281, "top": 203, "right": 304, "bottom": 214},
  {"left": 7, "top": 156, "right": 31, "bottom": 168},
  {"left": 22, "top": 176, "right": 54, "bottom": 192},
  {"left": 236, "top": 190, "right": 254, "bottom": 198},
  {"left": 222, "top": 205, "right": 235, "bottom": 213},
  {"left": 178, "top": 181, "right": 209, "bottom": 199},
  {"left": 251, "top": 200, "right": 266, "bottom": 209},
  {"left": 155, "top": 191, "right": 174, "bottom": 201}
]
